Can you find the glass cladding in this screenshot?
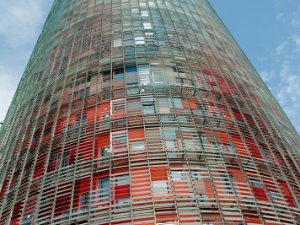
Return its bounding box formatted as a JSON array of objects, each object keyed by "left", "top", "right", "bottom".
[{"left": 0, "top": 0, "right": 299, "bottom": 224}]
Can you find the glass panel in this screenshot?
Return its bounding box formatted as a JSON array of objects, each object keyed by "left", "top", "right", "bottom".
[
  {"left": 171, "top": 171, "right": 185, "bottom": 181},
  {"left": 152, "top": 181, "right": 168, "bottom": 194},
  {"left": 116, "top": 175, "right": 130, "bottom": 186},
  {"left": 98, "top": 178, "right": 110, "bottom": 199},
  {"left": 250, "top": 177, "right": 264, "bottom": 188},
  {"left": 173, "top": 98, "right": 183, "bottom": 108},
  {"left": 130, "top": 141, "right": 145, "bottom": 151}
]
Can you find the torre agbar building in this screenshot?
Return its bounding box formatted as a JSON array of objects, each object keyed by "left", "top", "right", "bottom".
[{"left": 1, "top": 0, "right": 300, "bottom": 225}]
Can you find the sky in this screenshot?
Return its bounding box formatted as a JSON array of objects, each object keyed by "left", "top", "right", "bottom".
[{"left": 0, "top": 0, "right": 299, "bottom": 134}]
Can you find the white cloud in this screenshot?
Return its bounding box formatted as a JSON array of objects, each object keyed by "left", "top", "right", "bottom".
[
  {"left": 275, "top": 61, "right": 300, "bottom": 133},
  {"left": 276, "top": 12, "right": 285, "bottom": 21},
  {"left": 0, "top": 0, "right": 52, "bottom": 121},
  {"left": 0, "top": 65, "right": 20, "bottom": 121},
  {"left": 0, "top": 0, "right": 51, "bottom": 47},
  {"left": 291, "top": 34, "right": 300, "bottom": 53},
  {"left": 259, "top": 70, "right": 275, "bottom": 82},
  {"left": 275, "top": 42, "right": 286, "bottom": 55}
]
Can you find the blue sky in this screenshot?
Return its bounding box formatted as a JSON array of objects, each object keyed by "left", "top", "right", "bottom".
[
  {"left": 209, "top": 0, "right": 300, "bottom": 134},
  {"left": 0, "top": 0, "right": 299, "bottom": 134}
]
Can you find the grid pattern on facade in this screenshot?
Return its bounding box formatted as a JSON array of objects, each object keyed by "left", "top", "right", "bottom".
[{"left": 0, "top": 0, "right": 299, "bottom": 225}]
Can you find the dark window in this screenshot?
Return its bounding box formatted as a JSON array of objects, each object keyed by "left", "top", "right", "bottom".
[
  {"left": 98, "top": 178, "right": 110, "bottom": 200},
  {"left": 43, "top": 127, "right": 52, "bottom": 137},
  {"left": 80, "top": 193, "right": 90, "bottom": 210}
]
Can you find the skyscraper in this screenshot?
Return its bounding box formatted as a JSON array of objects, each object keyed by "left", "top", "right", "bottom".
[{"left": 0, "top": 0, "right": 299, "bottom": 224}]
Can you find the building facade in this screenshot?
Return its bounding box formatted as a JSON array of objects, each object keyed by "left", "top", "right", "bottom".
[{"left": 0, "top": 0, "right": 299, "bottom": 224}]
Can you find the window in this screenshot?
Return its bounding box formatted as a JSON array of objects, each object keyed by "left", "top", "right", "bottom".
[
  {"left": 113, "top": 39, "right": 122, "bottom": 47},
  {"left": 63, "top": 149, "right": 70, "bottom": 158},
  {"left": 178, "top": 116, "right": 188, "bottom": 123},
  {"left": 75, "top": 112, "right": 87, "bottom": 127},
  {"left": 156, "top": 223, "right": 176, "bottom": 225},
  {"left": 112, "top": 133, "right": 127, "bottom": 145},
  {"left": 61, "top": 159, "right": 68, "bottom": 168},
  {"left": 43, "top": 127, "right": 52, "bottom": 137},
  {"left": 138, "top": 65, "right": 150, "bottom": 85},
  {"left": 127, "top": 100, "right": 140, "bottom": 111},
  {"left": 196, "top": 103, "right": 208, "bottom": 116},
  {"left": 98, "top": 178, "right": 110, "bottom": 199},
  {"left": 80, "top": 193, "right": 90, "bottom": 210},
  {"left": 112, "top": 131, "right": 127, "bottom": 154},
  {"left": 173, "top": 98, "right": 183, "bottom": 108},
  {"left": 152, "top": 181, "right": 168, "bottom": 194},
  {"left": 165, "top": 140, "right": 176, "bottom": 148},
  {"left": 162, "top": 129, "right": 177, "bottom": 149},
  {"left": 23, "top": 215, "right": 32, "bottom": 225},
  {"left": 116, "top": 175, "right": 130, "bottom": 186},
  {"left": 162, "top": 130, "right": 176, "bottom": 139},
  {"left": 141, "top": 11, "right": 149, "bottom": 17},
  {"left": 143, "top": 22, "right": 152, "bottom": 30},
  {"left": 220, "top": 173, "right": 238, "bottom": 194},
  {"left": 158, "top": 97, "right": 171, "bottom": 113},
  {"left": 61, "top": 148, "right": 70, "bottom": 168},
  {"left": 223, "top": 144, "right": 235, "bottom": 154},
  {"left": 195, "top": 194, "right": 208, "bottom": 202},
  {"left": 112, "top": 100, "right": 125, "bottom": 111},
  {"left": 116, "top": 198, "right": 131, "bottom": 204},
  {"left": 114, "top": 119, "right": 126, "bottom": 127},
  {"left": 229, "top": 174, "right": 238, "bottom": 194},
  {"left": 142, "top": 98, "right": 156, "bottom": 114},
  {"left": 192, "top": 171, "right": 202, "bottom": 180},
  {"left": 171, "top": 171, "right": 185, "bottom": 181},
  {"left": 113, "top": 73, "right": 124, "bottom": 80},
  {"left": 130, "top": 141, "right": 145, "bottom": 151},
  {"left": 116, "top": 198, "right": 131, "bottom": 208},
  {"left": 125, "top": 67, "right": 138, "bottom": 86},
  {"left": 101, "top": 147, "right": 111, "bottom": 158},
  {"left": 152, "top": 71, "right": 164, "bottom": 83},
  {"left": 161, "top": 115, "right": 176, "bottom": 122},
  {"left": 101, "top": 114, "right": 110, "bottom": 129},
  {"left": 131, "top": 8, "right": 139, "bottom": 15},
  {"left": 268, "top": 191, "right": 280, "bottom": 201},
  {"left": 135, "top": 37, "right": 145, "bottom": 45},
  {"left": 250, "top": 177, "right": 264, "bottom": 188},
  {"left": 40, "top": 197, "right": 49, "bottom": 205}
]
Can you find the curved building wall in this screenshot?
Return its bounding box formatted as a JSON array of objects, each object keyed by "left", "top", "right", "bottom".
[{"left": 0, "top": 0, "right": 299, "bottom": 224}]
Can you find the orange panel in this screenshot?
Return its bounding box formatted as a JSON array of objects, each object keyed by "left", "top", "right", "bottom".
[
  {"left": 215, "top": 130, "right": 229, "bottom": 143},
  {"left": 150, "top": 167, "right": 168, "bottom": 181},
  {"left": 129, "top": 128, "right": 145, "bottom": 140}
]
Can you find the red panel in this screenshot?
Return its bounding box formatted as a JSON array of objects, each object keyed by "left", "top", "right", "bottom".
[
  {"left": 188, "top": 97, "right": 198, "bottom": 109},
  {"left": 112, "top": 221, "right": 132, "bottom": 225},
  {"left": 55, "top": 195, "right": 71, "bottom": 216},
  {"left": 129, "top": 128, "right": 145, "bottom": 140},
  {"left": 79, "top": 177, "right": 90, "bottom": 195},
  {"left": 278, "top": 180, "right": 296, "bottom": 207},
  {"left": 246, "top": 138, "right": 263, "bottom": 159},
  {"left": 252, "top": 187, "right": 268, "bottom": 201},
  {"left": 233, "top": 110, "right": 243, "bottom": 121},
  {"left": 150, "top": 167, "right": 168, "bottom": 181},
  {"left": 97, "top": 102, "right": 110, "bottom": 121},
  {"left": 114, "top": 184, "right": 130, "bottom": 199},
  {"left": 11, "top": 219, "right": 20, "bottom": 225},
  {"left": 95, "top": 133, "right": 110, "bottom": 157},
  {"left": 244, "top": 216, "right": 261, "bottom": 224},
  {"left": 202, "top": 66, "right": 212, "bottom": 75},
  {"left": 215, "top": 130, "right": 229, "bottom": 143},
  {"left": 86, "top": 106, "right": 96, "bottom": 123},
  {"left": 182, "top": 99, "right": 189, "bottom": 109}
]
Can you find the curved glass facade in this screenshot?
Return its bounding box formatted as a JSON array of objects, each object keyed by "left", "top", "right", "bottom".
[{"left": 0, "top": 0, "right": 299, "bottom": 224}]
